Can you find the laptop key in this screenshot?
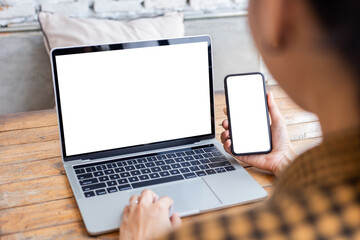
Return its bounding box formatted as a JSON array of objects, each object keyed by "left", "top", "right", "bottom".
[
  {"left": 159, "top": 171, "right": 170, "bottom": 177},
  {"left": 190, "top": 160, "right": 201, "bottom": 166},
  {"left": 180, "top": 162, "right": 191, "bottom": 167},
  {"left": 146, "top": 156, "right": 157, "bottom": 162},
  {"left": 180, "top": 168, "right": 190, "bottom": 173},
  {"left": 189, "top": 166, "right": 200, "bottom": 172},
  {"left": 185, "top": 150, "right": 195, "bottom": 155},
  {"left": 106, "top": 163, "right": 117, "bottom": 169},
  {"left": 109, "top": 174, "right": 120, "bottom": 180},
  {"left": 196, "top": 171, "right": 207, "bottom": 177},
  {"left": 82, "top": 183, "right": 106, "bottom": 192},
  {"left": 205, "top": 169, "right": 216, "bottom": 175},
  {"left": 96, "top": 189, "right": 107, "bottom": 195},
  {"left": 166, "top": 153, "right": 176, "bottom": 158},
  {"left": 117, "top": 161, "right": 127, "bottom": 167},
  {"left": 145, "top": 162, "right": 155, "bottom": 167},
  {"left": 77, "top": 173, "right": 93, "bottom": 180},
  {"left": 184, "top": 173, "right": 197, "bottom": 179},
  {"left": 193, "top": 154, "right": 204, "bottom": 160},
  {"left": 175, "top": 157, "right": 185, "bottom": 163},
  {"left": 169, "top": 169, "right": 180, "bottom": 175},
  {"left": 125, "top": 166, "right": 135, "bottom": 171},
  {"left": 202, "top": 153, "right": 213, "bottom": 158},
  {"left": 107, "top": 187, "right": 118, "bottom": 193},
  {"left": 99, "top": 176, "right": 109, "bottom": 182},
  {"left": 84, "top": 191, "right": 95, "bottom": 197},
  {"left": 86, "top": 167, "right": 96, "bottom": 172},
  {"left": 155, "top": 161, "right": 166, "bottom": 166},
  {"left": 80, "top": 178, "right": 98, "bottom": 185},
  {"left": 212, "top": 151, "right": 222, "bottom": 157},
  {"left": 75, "top": 169, "right": 85, "bottom": 174},
  {"left": 115, "top": 167, "right": 125, "bottom": 173},
  {"left": 93, "top": 171, "right": 104, "bottom": 177},
  {"left": 199, "top": 165, "right": 210, "bottom": 170},
  {"left": 225, "top": 166, "right": 236, "bottom": 171},
  {"left": 135, "top": 164, "right": 146, "bottom": 169},
  {"left": 118, "top": 179, "right": 128, "bottom": 185},
  {"left": 104, "top": 169, "right": 114, "bottom": 174},
  {"left": 96, "top": 165, "right": 107, "bottom": 171},
  {"left": 175, "top": 152, "right": 186, "bottom": 157},
  {"left": 141, "top": 169, "right": 151, "bottom": 174},
  {"left": 171, "top": 163, "right": 181, "bottom": 169},
  {"left": 151, "top": 167, "right": 161, "bottom": 172},
  {"left": 118, "top": 184, "right": 132, "bottom": 191},
  {"left": 209, "top": 161, "right": 231, "bottom": 168},
  {"left": 215, "top": 167, "right": 226, "bottom": 173},
  {"left": 139, "top": 175, "right": 150, "bottom": 181},
  {"left": 129, "top": 176, "right": 139, "bottom": 183},
  {"left": 132, "top": 175, "right": 184, "bottom": 189},
  {"left": 127, "top": 160, "right": 137, "bottom": 165},
  {"left": 137, "top": 158, "right": 147, "bottom": 163},
  {"left": 130, "top": 170, "right": 141, "bottom": 176},
  {"left": 156, "top": 155, "right": 167, "bottom": 160},
  {"left": 107, "top": 180, "right": 117, "bottom": 187},
  {"left": 200, "top": 159, "right": 210, "bottom": 164},
  {"left": 184, "top": 156, "right": 194, "bottom": 161},
  {"left": 161, "top": 165, "right": 171, "bottom": 171},
  {"left": 209, "top": 157, "right": 226, "bottom": 163},
  {"left": 149, "top": 173, "right": 160, "bottom": 179},
  {"left": 165, "top": 159, "right": 175, "bottom": 164},
  {"left": 120, "top": 172, "right": 130, "bottom": 178}
]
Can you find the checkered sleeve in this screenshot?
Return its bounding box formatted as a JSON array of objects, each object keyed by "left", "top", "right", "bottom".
[{"left": 159, "top": 180, "right": 360, "bottom": 240}]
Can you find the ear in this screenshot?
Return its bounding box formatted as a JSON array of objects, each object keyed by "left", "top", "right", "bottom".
[{"left": 262, "top": 0, "right": 286, "bottom": 48}]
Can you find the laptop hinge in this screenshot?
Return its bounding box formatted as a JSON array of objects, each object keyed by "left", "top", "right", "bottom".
[{"left": 81, "top": 159, "right": 91, "bottom": 162}]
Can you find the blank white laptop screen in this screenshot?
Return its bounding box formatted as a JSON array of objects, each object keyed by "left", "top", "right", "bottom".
[{"left": 55, "top": 41, "right": 212, "bottom": 156}]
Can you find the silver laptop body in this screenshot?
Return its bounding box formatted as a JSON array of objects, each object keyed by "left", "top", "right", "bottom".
[{"left": 51, "top": 36, "right": 267, "bottom": 235}]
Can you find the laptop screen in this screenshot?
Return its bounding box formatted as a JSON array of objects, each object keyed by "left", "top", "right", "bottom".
[{"left": 53, "top": 37, "right": 214, "bottom": 159}]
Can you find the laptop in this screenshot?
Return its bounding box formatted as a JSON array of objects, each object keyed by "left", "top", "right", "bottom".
[{"left": 51, "top": 35, "right": 267, "bottom": 235}]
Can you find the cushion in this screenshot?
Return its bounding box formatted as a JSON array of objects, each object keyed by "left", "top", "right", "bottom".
[{"left": 38, "top": 12, "right": 184, "bottom": 53}]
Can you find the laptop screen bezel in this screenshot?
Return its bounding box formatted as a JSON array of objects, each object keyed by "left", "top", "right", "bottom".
[{"left": 51, "top": 36, "right": 215, "bottom": 162}]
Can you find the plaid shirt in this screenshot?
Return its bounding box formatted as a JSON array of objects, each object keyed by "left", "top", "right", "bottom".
[{"left": 160, "top": 129, "right": 360, "bottom": 240}]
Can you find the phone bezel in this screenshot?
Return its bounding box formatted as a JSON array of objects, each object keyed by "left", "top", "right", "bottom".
[{"left": 224, "top": 72, "right": 272, "bottom": 156}]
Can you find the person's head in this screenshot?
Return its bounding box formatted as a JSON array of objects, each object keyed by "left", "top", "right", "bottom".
[{"left": 247, "top": 0, "right": 360, "bottom": 127}]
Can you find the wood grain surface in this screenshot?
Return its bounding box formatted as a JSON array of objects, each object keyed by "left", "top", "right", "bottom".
[{"left": 0, "top": 89, "right": 322, "bottom": 239}]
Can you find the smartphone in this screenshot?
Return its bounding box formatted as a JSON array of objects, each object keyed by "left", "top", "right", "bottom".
[{"left": 224, "top": 72, "right": 272, "bottom": 156}]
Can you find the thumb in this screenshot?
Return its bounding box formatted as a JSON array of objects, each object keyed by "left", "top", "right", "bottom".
[
  {"left": 267, "top": 92, "right": 283, "bottom": 123},
  {"left": 223, "top": 107, "right": 227, "bottom": 115},
  {"left": 170, "top": 212, "right": 182, "bottom": 229}
]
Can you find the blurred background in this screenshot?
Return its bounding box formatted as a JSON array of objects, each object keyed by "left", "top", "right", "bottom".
[{"left": 0, "top": 0, "right": 268, "bottom": 114}]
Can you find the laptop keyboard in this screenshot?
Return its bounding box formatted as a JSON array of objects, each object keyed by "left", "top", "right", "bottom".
[{"left": 73, "top": 144, "right": 236, "bottom": 198}]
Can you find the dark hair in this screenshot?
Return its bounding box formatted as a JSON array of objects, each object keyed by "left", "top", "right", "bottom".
[{"left": 307, "top": 1, "right": 360, "bottom": 85}]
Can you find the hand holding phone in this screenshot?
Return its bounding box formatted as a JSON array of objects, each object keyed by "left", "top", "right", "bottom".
[
  {"left": 224, "top": 72, "right": 272, "bottom": 156},
  {"left": 223, "top": 72, "right": 297, "bottom": 176}
]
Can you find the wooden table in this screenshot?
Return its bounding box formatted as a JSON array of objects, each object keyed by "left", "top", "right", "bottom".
[{"left": 0, "top": 86, "right": 322, "bottom": 239}]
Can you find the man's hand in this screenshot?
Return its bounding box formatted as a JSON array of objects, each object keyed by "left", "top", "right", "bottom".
[
  {"left": 119, "top": 189, "right": 182, "bottom": 240},
  {"left": 221, "top": 92, "right": 297, "bottom": 176}
]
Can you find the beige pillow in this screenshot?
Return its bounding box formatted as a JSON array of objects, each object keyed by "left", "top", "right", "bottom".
[{"left": 38, "top": 12, "right": 185, "bottom": 53}]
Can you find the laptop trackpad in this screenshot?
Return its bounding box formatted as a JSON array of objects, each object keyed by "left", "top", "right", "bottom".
[{"left": 134, "top": 179, "right": 221, "bottom": 216}]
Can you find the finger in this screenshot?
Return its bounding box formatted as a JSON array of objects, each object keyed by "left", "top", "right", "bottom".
[
  {"left": 223, "top": 107, "right": 227, "bottom": 115},
  {"left": 129, "top": 195, "right": 140, "bottom": 204},
  {"left": 170, "top": 212, "right": 182, "bottom": 229},
  {"left": 157, "top": 196, "right": 174, "bottom": 210},
  {"left": 220, "top": 130, "right": 230, "bottom": 144},
  {"left": 222, "top": 119, "right": 229, "bottom": 130},
  {"left": 139, "top": 189, "right": 158, "bottom": 204},
  {"left": 267, "top": 92, "right": 283, "bottom": 123},
  {"left": 223, "top": 139, "right": 232, "bottom": 154},
  {"left": 123, "top": 205, "right": 130, "bottom": 216}
]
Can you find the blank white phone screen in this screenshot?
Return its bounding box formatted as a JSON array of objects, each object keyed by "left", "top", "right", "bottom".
[
  {"left": 55, "top": 42, "right": 212, "bottom": 156},
  {"left": 226, "top": 74, "right": 271, "bottom": 154}
]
